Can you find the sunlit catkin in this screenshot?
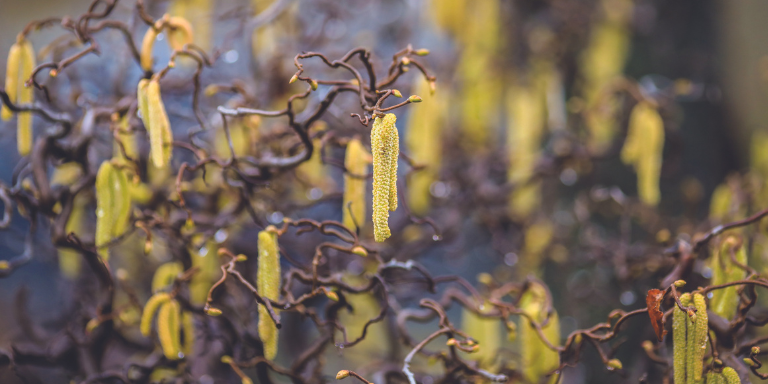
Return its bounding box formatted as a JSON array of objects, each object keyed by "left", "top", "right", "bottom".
[
  {"left": 157, "top": 299, "right": 182, "bottom": 359},
  {"left": 257, "top": 227, "right": 280, "bottom": 359},
  {"left": 371, "top": 114, "right": 399, "bottom": 242},
  {"left": 152, "top": 262, "right": 183, "bottom": 293},
  {"left": 140, "top": 292, "right": 171, "bottom": 336},
  {"left": 146, "top": 77, "right": 173, "bottom": 168},
  {"left": 710, "top": 237, "right": 747, "bottom": 320},
  {"left": 343, "top": 138, "right": 370, "bottom": 231},
  {"left": 95, "top": 161, "right": 131, "bottom": 260},
  {"left": 688, "top": 293, "right": 708, "bottom": 383},
  {"left": 4, "top": 36, "right": 36, "bottom": 155},
  {"left": 621, "top": 101, "right": 664, "bottom": 206},
  {"left": 519, "top": 282, "right": 560, "bottom": 384},
  {"left": 673, "top": 293, "right": 689, "bottom": 384},
  {"left": 406, "top": 78, "right": 444, "bottom": 215}
]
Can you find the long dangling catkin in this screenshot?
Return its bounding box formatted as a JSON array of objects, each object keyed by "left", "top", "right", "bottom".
[
  {"left": 16, "top": 37, "right": 35, "bottom": 156},
  {"left": 371, "top": 114, "right": 399, "bottom": 242},
  {"left": 140, "top": 292, "right": 171, "bottom": 336},
  {"left": 95, "top": 161, "right": 130, "bottom": 260},
  {"left": 406, "top": 78, "right": 444, "bottom": 216},
  {"left": 689, "top": 293, "right": 708, "bottom": 383},
  {"left": 146, "top": 77, "right": 173, "bottom": 168},
  {"left": 460, "top": 301, "right": 500, "bottom": 368},
  {"left": 711, "top": 237, "right": 747, "bottom": 320},
  {"left": 113, "top": 113, "right": 137, "bottom": 161},
  {"left": 673, "top": 293, "right": 690, "bottom": 384},
  {"left": 140, "top": 25, "right": 159, "bottom": 72},
  {"left": 342, "top": 138, "right": 370, "bottom": 231},
  {"left": 1, "top": 40, "right": 20, "bottom": 121},
  {"left": 621, "top": 101, "right": 664, "bottom": 206},
  {"left": 722, "top": 367, "right": 741, "bottom": 384},
  {"left": 157, "top": 299, "right": 182, "bottom": 359},
  {"left": 519, "top": 282, "right": 560, "bottom": 384},
  {"left": 257, "top": 227, "right": 280, "bottom": 360}
]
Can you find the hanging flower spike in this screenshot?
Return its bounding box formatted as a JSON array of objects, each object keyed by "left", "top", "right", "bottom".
[{"left": 371, "top": 113, "right": 399, "bottom": 242}]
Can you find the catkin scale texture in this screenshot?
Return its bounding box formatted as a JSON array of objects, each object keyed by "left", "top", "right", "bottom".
[
  {"left": 342, "top": 138, "right": 369, "bottom": 230},
  {"left": 673, "top": 293, "right": 689, "bottom": 384},
  {"left": 690, "top": 293, "right": 708, "bottom": 382},
  {"left": 371, "top": 114, "right": 399, "bottom": 242},
  {"left": 257, "top": 229, "right": 280, "bottom": 360}
]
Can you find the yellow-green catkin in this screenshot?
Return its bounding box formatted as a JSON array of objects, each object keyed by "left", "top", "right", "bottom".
[
  {"left": 710, "top": 237, "right": 747, "bottom": 320},
  {"left": 145, "top": 77, "right": 173, "bottom": 168},
  {"left": 52, "top": 163, "right": 85, "bottom": 278},
  {"left": 157, "top": 299, "right": 182, "bottom": 359},
  {"left": 170, "top": 0, "right": 211, "bottom": 51},
  {"left": 580, "top": 0, "right": 632, "bottom": 153},
  {"left": 343, "top": 138, "right": 370, "bottom": 231},
  {"left": 140, "top": 25, "right": 158, "bottom": 72},
  {"left": 189, "top": 242, "right": 220, "bottom": 305},
  {"left": 371, "top": 114, "right": 399, "bottom": 242},
  {"left": 721, "top": 367, "right": 740, "bottom": 384},
  {"left": 4, "top": 36, "right": 36, "bottom": 154},
  {"left": 621, "top": 101, "right": 664, "bottom": 206},
  {"left": 688, "top": 293, "right": 708, "bottom": 383},
  {"left": 460, "top": 302, "right": 500, "bottom": 369},
  {"left": 406, "top": 77, "right": 444, "bottom": 216},
  {"left": 95, "top": 161, "right": 131, "bottom": 260},
  {"left": 257, "top": 227, "right": 280, "bottom": 360},
  {"left": 152, "top": 262, "right": 183, "bottom": 293},
  {"left": 140, "top": 292, "right": 171, "bottom": 336},
  {"left": 519, "top": 283, "right": 560, "bottom": 384},
  {"left": 706, "top": 372, "right": 725, "bottom": 384},
  {"left": 673, "top": 293, "right": 690, "bottom": 384}
]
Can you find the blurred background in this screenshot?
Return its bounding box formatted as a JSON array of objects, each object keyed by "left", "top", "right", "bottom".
[{"left": 2, "top": 0, "right": 768, "bottom": 383}]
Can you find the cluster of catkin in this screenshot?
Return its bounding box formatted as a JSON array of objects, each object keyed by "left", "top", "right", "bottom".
[
  {"left": 140, "top": 14, "right": 194, "bottom": 72},
  {"left": 140, "top": 263, "right": 195, "bottom": 360},
  {"left": 3, "top": 34, "right": 36, "bottom": 156},
  {"left": 673, "top": 293, "right": 709, "bottom": 384},
  {"left": 519, "top": 282, "right": 561, "bottom": 384},
  {"left": 621, "top": 101, "right": 665, "bottom": 206},
  {"left": 370, "top": 114, "right": 399, "bottom": 242},
  {"left": 257, "top": 227, "right": 281, "bottom": 360}
]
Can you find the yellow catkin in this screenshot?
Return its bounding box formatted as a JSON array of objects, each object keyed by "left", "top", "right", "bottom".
[
  {"left": 711, "top": 237, "right": 747, "bottom": 320},
  {"left": 146, "top": 77, "right": 173, "bottom": 168},
  {"left": 189, "top": 242, "right": 220, "bottom": 305},
  {"left": 152, "top": 262, "right": 183, "bottom": 293},
  {"left": 371, "top": 114, "right": 399, "bottom": 242},
  {"left": 456, "top": 0, "right": 501, "bottom": 150},
  {"left": 406, "top": 78, "right": 444, "bottom": 215},
  {"left": 688, "top": 293, "right": 708, "bottom": 383},
  {"left": 519, "top": 283, "right": 560, "bottom": 384},
  {"left": 140, "top": 292, "right": 171, "bottom": 336},
  {"left": 166, "top": 16, "right": 194, "bottom": 51},
  {"left": 580, "top": 0, "right": 632, "bottom": 153},
  {"left": 673, "top": 293, "right": 690, "bottom": 384},
  {"left": 342, "top": 138, "right": 370, "bottom": 231},
  {"left": 95, "top": 161, "right": 130, "bottom": 260},
  {"left": 157, "top": 300, "right": 182, "bottom": 359},
  {"left": 507, "top": 85, "right": 546, "bottom": 184},
  {"left": 460, "top": 302, "right": 500, "bottom": 369},
  {"left": 181, "top": 311, "right": 195, "bottom": 356},
  {"left": 52, "top": 163, "right": 84, "bottom": 278},
  {"left": 16, "top": 38, "right": 36, "bottom": 156},
  {"left": 257, "top": 228, "right": 280, "bottom": 359},
  {"left": 140, "top": 25, "right": 158, "bottom": 72},
  {"left": 1, "top": 40, "right": 20, "bottom": 121},
  {"left": 706, "top": 372, "right": 725, "bottom": 384},
  {"left": 171, "top": 0, "right": 211, "bottom": 51},
  {"left": 722, "top": 367, "right": 740, "bottom": 384},
  {"left": 621, "top": 101, "right": 664, "bottom": 206}
]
